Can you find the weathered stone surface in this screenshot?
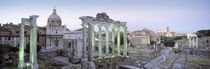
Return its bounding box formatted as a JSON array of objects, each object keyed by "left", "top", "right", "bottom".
[
  {"left": 81, "top": 62, "right": 96, "bottom": 69},
  {"left": 52, "top": 56, "right": 69, "bottom": 66}
]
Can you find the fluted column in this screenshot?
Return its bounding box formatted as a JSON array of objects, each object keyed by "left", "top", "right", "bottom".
[
  {"left": 111, "top": 27, "right": 115, "bottom": 56},
  {"left": 105, "top": 26, "right": 109, "bottom": 56},
  {"left": 14, "top": 37, "right": 16, "bottom": 47},
  {"left": 82, "top": 24, "right": 87, "bottom": 60},
  {"left": 87, "top": 23, "right": 94, "bottom": 61},
  {"left": 98, "top": 25, "right": 102, "bottom": 58},
  {"left": 193, "top": 37, "right": 195, "bottom": 48},
  {"left": 18, "top": 23, "right": 25, "bottom": 69},
  {"left": 2, "top": 37, "right": 4, "bottom": 44},
  {"left": 92, "top": 24, "right": 95, "bottom": 58},
  {"left": 189, "top": 37, "right": 191, "bottom": 48},
  {"left": 117, "top": 26, "right": 121, "bottom": 56},
  {"left": 123, "top": 27, "right": 127, "bottom": 57},
  {"left": 196, "top": 37, "right": 198, "bottom": 48}
]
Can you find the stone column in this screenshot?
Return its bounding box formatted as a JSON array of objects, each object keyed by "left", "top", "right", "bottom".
[
  {"left": 30, "top": 15, "right": 39, "bottom": 69},
  {"left": 2, "top": 37, "right": 4, "bottom": 44},
  {"left": 82, "top": 24, "right": 87, "bottom": 60},
  {"left": 117, "top": 26, "right": 121, "bottom": 56},
  {"left": 123, "top": 27, "right": 127, "bottom": 57},
  {"left": 14, "top": 37, "right": 16, "bottom": 47},
  {"left": 105, "top": 26, "right": 109, "bottom": 56},
  {"left": 98, "top": 25, "right": 102, "bottom": 58},
  {"left": 189, "top": 37, "right": 191, "bottom": 48},
  {"left": 18, "top": 23, "right": 25, "bottom": 69},
  {"left": 88, "top": 23, "right": 94, "bottom": 61},
  {"left": 193, "top": 37, "right": 195, "bottom": 48},
  {"left": 196, "top": 37, "right": 198, "bottom": 48},
  {"left": 111, "top": 27, "right": 115, "bottom": 56}
]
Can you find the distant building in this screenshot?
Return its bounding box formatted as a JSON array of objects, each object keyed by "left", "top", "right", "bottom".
[
  {"left": 0, "top": 7, "right": 83, "bottom": 59},
  {"left": 157, "top": 26, "right": 186, "bottom": 37},
  {"left": 129, "top": 28, "right": 158, "bottom": 47}
]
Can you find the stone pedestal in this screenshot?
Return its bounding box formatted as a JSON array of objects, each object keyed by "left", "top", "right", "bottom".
[{"left": 82, "top": 62, "right": 96, "bottom": 69}]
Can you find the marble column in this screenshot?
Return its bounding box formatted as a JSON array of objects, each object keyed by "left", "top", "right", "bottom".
[
  {"left": 111, "top": 27, "right": 115, "bottom": 56},
  {"left": 2, "top": 37, "right": 4, "bottom": 44},
  {"left": 189, "top": 37, "right": 191, "bottom": 48},
  {"left": 196, "top": 37, "right": 198, "bottom": 48},
  {"left": 98, "top": 25, "right": 102, "bottom": 58},
  {"left": 14, "top": 37, "right": 16, "bottom": 47},
  {"left": 82, "top": 24, "right": 87, "bottom": 60},
  {"left": 105, "top": 26, "right": 109, "bottom": 56},
  {"left": 30, "top": 15, "right": 39, "bottom": 69},
  {"left": 18, "top": 23, "right": 25, "bottom": 69},
  {"left": 123, "top": 27, "right": 127, "bottom": 57},
  {"left": 117, "top": 26, "right": 121, "bottom": 56},
  {"left": 88, "top": 23, "right": 94, "bottom": 61},
  {"left": 193, "top": 37, "right": 195, "bottom": 48}
]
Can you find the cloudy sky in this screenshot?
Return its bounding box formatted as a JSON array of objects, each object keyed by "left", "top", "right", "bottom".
[{"left": 0, "top": 0, "right": 209, "bottom": 33}]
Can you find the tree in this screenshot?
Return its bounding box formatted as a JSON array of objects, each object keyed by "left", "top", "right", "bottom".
[
  {"left": 161, "top": 37, "right": 175, "bottom": 47},
  {"left": 196, "top": 30, "right": 210, "bottom": 38}
]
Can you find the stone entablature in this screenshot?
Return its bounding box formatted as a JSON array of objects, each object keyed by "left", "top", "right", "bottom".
[
  {"left": 80, "top": 12, "right": 128, "bottom": 62},
  {"left": 80, "top": 14, "right": 126, "bottom": 27}
]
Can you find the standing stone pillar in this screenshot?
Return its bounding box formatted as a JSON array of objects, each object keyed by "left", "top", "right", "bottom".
[
  {"left": 98, "top": 25, "right": 102, "bottom": 58},
  {"left": 18, "top": 23, "right": 25, "bottom": 69},
  {"left": 18, "top": 15, "right": 39, "bottom": 69},
  {"left": 82, "top": 24, "right": 87, "bottom": 60},
  {"left": 123, "top": 27, "right": 128, "bottom": 57},
  {"left": 196, "top": 37, "right": 198, "bottom": 48},
  {"left": 2, "top": 37, "right": 4, "bottom": 44},
  {"left": 105, "top": 26, "right": 109, "bottom": 56},
  {"left": 14, "top": 37, "right": 16, "bottom": 47},
  {"left": 88, "top": 23, "right": 94, "bottom": 61},
  {"left": 30, "top": 15, "right": 38, "bottom": 69},
  {"left": 193, "top": 37, "right": 195, "bottom": 48},
  {"left": 189, "top": 37, "right": 191, "bottom": 48},
  {"left": 111, "top": 27, "right": 115, "bottom": 56},
  {"left": 117, "top": 26, "right": 121, "bottom": 56}
]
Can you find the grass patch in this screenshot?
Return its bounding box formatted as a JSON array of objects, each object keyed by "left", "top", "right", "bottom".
[
  {"left": 160, "top": 61, "right": 169, "bottom": 66},
  {"left": 128, "top": 50, "right": 150, "bottom": 55},
  {"left": 187, "top": 58, "right": 210, "bottom": 66},
  {"left": 93, "top": 56, "right": 129, "bottom": 64}
]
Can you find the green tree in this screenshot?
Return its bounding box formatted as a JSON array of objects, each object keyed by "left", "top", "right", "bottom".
[
  {"left": 196, "top": 30, "right": 210, "bottom": 38},
  {"left": 161, "top": 37, "right": 175, "bottom": 47}
]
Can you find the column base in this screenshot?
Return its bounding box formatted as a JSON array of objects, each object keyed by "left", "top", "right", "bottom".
[
  {"left": 31, "top": 63, "right": 38, "bottom": 69},
  {"left": 18, "top": 63, "right": 25, "bottom": 69}
]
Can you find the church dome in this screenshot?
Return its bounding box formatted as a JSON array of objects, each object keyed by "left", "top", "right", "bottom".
[{"left": 47, "top": 8, "right": 62, "bottom": 25}]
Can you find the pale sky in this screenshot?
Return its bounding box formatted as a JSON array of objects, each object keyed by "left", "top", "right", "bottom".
[{"left": 0, "top": 0, "right": 209, "bottom": 33}]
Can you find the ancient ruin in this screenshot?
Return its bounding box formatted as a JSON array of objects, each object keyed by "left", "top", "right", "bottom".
[{"left": 18, "top": 15, "right": 39, "bottom": 69}]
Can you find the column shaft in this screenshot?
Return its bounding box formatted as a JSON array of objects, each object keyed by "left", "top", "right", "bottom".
[
  {"left": 18, "top": 24, "right": 25, "bottom": 68},
  {"left": 189, "top": 38, "right": 191, "bottom": 48},
  {"left": 123, "top": 27, "right": 127, "bottom": 56},
  {"left": 92, "top": 24, "right": 95, "bottom": 58},
  {"left": 98, "top": 25, "right": 102, "bottom": 58},
  {"left": 30, "top": 25, "right": 34, "bottom": 65},
  {"left": 105, "top": 26, "right": 109, "bottom": 56},
  {"left": 87, "top": 23, "right": 94, "bottom": 61},
  {"left": 193, "top": 37, "right": 195, "bottom": 48},
  {"left": 31, "top": 18, "right": 38, "bottom": 69},
  {"left": 2, "top": 37, "right": 4, "bottom": 44},
  {"left": 82, "top": 24, "right": 87, "bottom": 60},
  {"left": 196, "top": 37, "right": 198, "bottom": 48},
  {"left": 112, "top": 27, "right": 115, "bottom": 56},
  {"left": 117, "top": 26, "right": 121, "bottom": 56},
  {"left": 14, "top": 37, "right": 16, "bottom": 47}
]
